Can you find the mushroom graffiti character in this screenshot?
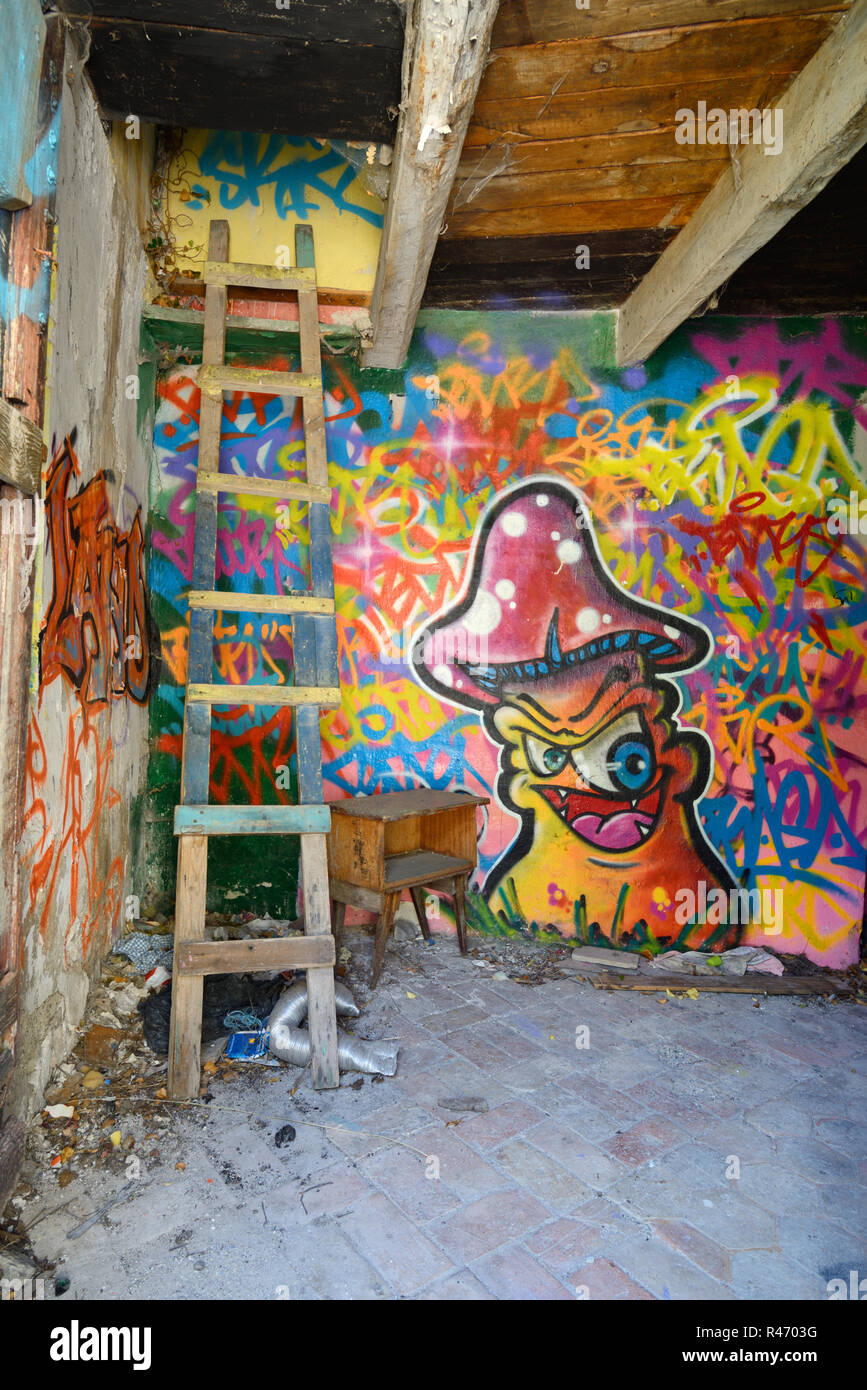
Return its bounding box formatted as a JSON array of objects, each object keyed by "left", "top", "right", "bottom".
[{"left": 411, "top": 479, "right": 739, "bottom": 950}]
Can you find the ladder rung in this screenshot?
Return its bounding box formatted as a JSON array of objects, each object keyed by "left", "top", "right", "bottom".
[
  {"left": 199, "top": 365, "right": 320, "bottom": 400},
  {"left": 187, "top": 683, "right": 341, "bottom": 708},
  {"left": 176, "top": 935, "right": 335, "bottom": 977},
  {"left": 203, "top": 259, "right": 316, "bottom": 293},
  {"left": 187, "top": 590, "right": 335, "bottom": 616},
  {"left": 174, "top": 803, "right": 331, "bottom": 835},
  {"left": 197, "top": 472, "right": 331, "bottom": 504}
]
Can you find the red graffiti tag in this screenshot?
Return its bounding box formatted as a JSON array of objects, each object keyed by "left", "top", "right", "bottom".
[{"left": 40, "top": 436, "right": 153, "bottom": 705}]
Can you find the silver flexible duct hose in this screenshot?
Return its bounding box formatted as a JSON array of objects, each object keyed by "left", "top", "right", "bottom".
[{"left": 267, "top": 982, "right": 399, "bottom": 1076}]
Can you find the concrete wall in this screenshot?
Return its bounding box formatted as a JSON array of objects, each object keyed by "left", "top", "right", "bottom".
[
  {"left": 8, "top": 63, "right": 155, "bottom": 1120},
  {"left": 144, "top": 309, "right": 867, "bottom": 969}
]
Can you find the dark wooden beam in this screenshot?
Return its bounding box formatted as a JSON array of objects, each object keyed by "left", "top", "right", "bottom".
[
  {"left": 57, "top": 1, "right": 405, "bottom": 47},
  {"left": 76, "top": 19, "right": 401, "bottom": 140}
]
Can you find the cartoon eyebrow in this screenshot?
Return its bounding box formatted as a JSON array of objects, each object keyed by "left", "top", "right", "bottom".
[{"left": 567, "top": 664, "right": 632, "bottom": 723}]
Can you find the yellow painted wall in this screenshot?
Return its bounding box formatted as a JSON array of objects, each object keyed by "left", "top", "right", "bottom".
[{"left": 164, "top": 130, "right": 383, "bottom": 289}]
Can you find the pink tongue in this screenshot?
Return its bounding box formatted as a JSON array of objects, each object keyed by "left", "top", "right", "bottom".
[{"left": 570, "top": 811, "right": 653, "bottom": 850}]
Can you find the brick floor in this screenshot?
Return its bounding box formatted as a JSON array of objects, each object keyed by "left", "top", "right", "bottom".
[{"left": 19, "top": 925, "right": 867, "bottom": 1302}]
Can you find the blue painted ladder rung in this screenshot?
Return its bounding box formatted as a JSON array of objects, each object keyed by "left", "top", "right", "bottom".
[{"left": 174, "top": 804, "right": 331, "bottom": 837}]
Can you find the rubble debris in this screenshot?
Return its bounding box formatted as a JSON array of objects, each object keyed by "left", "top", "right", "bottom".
[
  {"left": 274, "top": 1124, "right": 296, "bottom": 1148},
  {"left": 437, "top": 1096, "right": 488, "bottom": 1113},
  {"left": 82, "top": 1024, "right": 124, "bottom": 1068}
]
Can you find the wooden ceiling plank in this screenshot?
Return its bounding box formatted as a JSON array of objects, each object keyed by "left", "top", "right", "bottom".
[
  {"left": 446, "top": 193, "right": 702, "bottom": 237},
  {"left": 617, "top": 0, "right": 867, "bottom": 365},
  {"left": 480, "top": 13, "right": 837, "bottom": 103},
  {"left": 449, "top": 158, "right": 725, "bottom": 214},
  {"left": 464, "top": 75, "right": 773, "bottom": 144},
  {"left": 492, "top": 0, "right": 849, "bottom": 46},
  {"left": 456, "top": 130, "right": 731, "bottom": 178},
  {"left": 429, "top": 228, "right": 676, "bottom": 264},
  {"left": 362, "top": 0, "right": 501, "bottom": 370}
]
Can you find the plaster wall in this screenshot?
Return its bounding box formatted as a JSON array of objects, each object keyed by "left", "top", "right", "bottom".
[{"left": 9, "top": 64, "right": 155, "bottom": 1120}]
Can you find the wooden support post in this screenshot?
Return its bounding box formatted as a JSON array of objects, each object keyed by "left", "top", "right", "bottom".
[
  {"left": 362, "top": 0, "right": 500, "bottom": 369},
  {"left": 168, "top": 835, "right": 208, "bottom": 1099}
]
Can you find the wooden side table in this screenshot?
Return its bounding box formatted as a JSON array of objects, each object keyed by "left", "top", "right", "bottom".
[{"left": 326, "top": 789, "right": 489, "bottom": 985}]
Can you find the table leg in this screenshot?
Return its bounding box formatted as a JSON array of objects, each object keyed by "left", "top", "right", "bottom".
[
  {"left": 409, "top": 885, "right": 433, "bottom": 942},
  {"left": 453, "top": 874, "right": 469, "bottom": 955},
  {"left": 371, "top": 891, "right": 400, "bottom": 986},
  {"left": 331, "top": 897, "right": 346, "bottom": 951}
]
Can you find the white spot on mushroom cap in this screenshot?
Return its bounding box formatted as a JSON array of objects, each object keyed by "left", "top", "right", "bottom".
[
  {"left": 557, "top": 539, "right": 581, "bottom": 564},
  {"left": 551, "top": 531, "right": 561, "bottom": 541},
  {"left": 432, "top": 663, "right": 453, "bottom": 688},
  {"left": 536, "top": 495, "right": 549, "bottom": 507},
  {"left": 464, "top": 590, "right": 501, "bottom": 636},
  {"left": 577, "top": 606, "right": 600, "bottom": 634},
  {"left": 663, "top": 624, "right": 679, "bottom": 640},
  {"left": 502, "top": 511, "right": 527, "bottom": 537},
  {"left": 494, "top": 578, "right": 515, "bottom": 600}
]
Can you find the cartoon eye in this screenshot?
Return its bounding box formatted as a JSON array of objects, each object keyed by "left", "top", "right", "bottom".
[
  {"left": 607, "top": 737, "right": 655, "bottom": 795},
  {"left": 570, "top": 713, "right": 657, "bottom": 797},
  {"left": 525, "top": 737, "right": 570, "bottom": 777}
]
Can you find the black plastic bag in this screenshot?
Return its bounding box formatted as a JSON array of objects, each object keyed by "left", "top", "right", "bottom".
[{"left": 140, "top": 973, "right": 286, "bottom": 1053}]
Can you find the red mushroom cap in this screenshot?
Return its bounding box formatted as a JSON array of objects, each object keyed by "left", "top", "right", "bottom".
[{"left": 412, "top": 478, "right": 711, "bottom": 709}]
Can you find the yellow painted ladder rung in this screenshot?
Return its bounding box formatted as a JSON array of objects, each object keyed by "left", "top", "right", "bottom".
[
  {"left": 196, "top": 472, "right": 330, "bottom": 503},
  {"left": 198, "top": 365, "right": 320, "bottom": 400},
  {"left": 187, "top": 683, "right": 341, "bottom": 708},
  {"left": 187, "top": 590, "right": 334, "bottom": 615},
  {"left": 203, "top": 259, "right": 316, "bottom": 292}
]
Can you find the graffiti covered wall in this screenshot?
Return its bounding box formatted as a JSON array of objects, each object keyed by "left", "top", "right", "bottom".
[
  {"left": 9, "top": 66, "right": 155, "bottom": 1121},
  {"left": 146, "top": 311, "right": 867, "bottom": 968},
  {"left": 162, "top": 130, "right": 384, "bottom": 293}
]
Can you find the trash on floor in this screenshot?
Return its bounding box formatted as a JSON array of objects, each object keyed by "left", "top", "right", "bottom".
[
  {"left": 140, "top": 973, "right": 285, "bottom": 1054},
  {"left": 651, "top": 946, "right": 786, "bottom": 976},
  {"left": 113, "top": 931, "right": 175, "bottom": 973},
  {"left": 268, "top": 981, "right": 400, "bottom": 1076},
  {"left": 437, "top": 1096, "right": 488, "bottom": 1113}
]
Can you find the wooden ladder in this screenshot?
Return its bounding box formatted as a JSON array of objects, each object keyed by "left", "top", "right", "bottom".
[{"left": 168, "top": 218, "right": 340, "bottom": 1099}]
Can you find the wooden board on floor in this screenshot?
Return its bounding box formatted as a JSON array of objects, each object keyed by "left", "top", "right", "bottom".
[{"left": 591, "top": 972, "right": 853, "bottom": 995}]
